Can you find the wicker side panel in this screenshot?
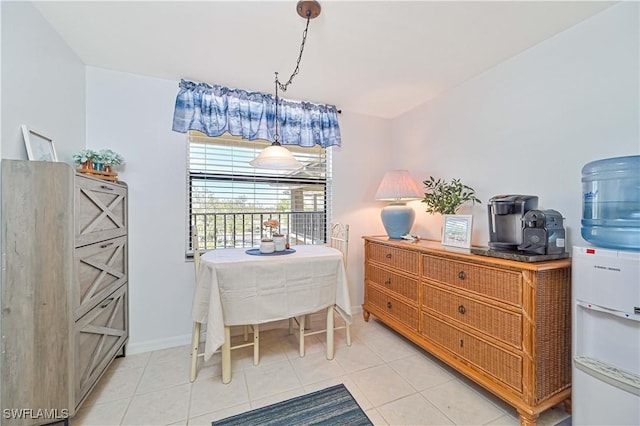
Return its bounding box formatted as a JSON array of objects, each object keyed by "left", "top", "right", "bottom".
[
  {"left": 367, "top": 285, "right": 419, "bottom": 330},
  {"left": 368, "top": 242, "right": 419, "bottom": 275},
  {"left": 533, "top": 267, "right": 572, "bottom": 403},
  {"left": 368, "top": 264, "right": 418, "bottom": 302},
  {"left": 422, "top": 284, "right": 522, "bottom": 348},
  {"left": 423, "top": 256, "right": 522, "bottom": 305},
  {"left": 422, "top": 313, "right": 522, "bottom": 392}
]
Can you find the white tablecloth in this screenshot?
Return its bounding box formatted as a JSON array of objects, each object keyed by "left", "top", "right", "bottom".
[{"left": 192, "top": 245, "right": 353, "bottom": 361}]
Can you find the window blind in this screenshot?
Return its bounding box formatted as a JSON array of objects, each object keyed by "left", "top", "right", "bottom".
[{"left": 187, "top": 131, "right": 332, "bottom": 253}]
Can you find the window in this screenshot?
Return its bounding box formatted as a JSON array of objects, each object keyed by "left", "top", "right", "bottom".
[{"left": 187, "top": 131, "right": 332, "bottom": 253}]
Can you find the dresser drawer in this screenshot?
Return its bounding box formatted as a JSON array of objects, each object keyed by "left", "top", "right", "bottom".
[
  {"left": 367, "top": 242, "right": 418, "bottom": 275},
  {"left": 367, "top": 264, "right": 418, "bottom": 302},
  {"left": 75, "top": 175, "right": 127, "bottom": 248},
  {"left": 74, "top": 235, "right": 128, "bottom": 320},
  {"left": 422, "top": 255, "right": 522, "bottom": 305},
  {"left": 422, "top": 312, "right": 522, "bottom": 392},
  {"left": 422, "top": 284, "right": 522, "bottom": 348},
  {"left": 367, "top": 285, "right": 418, "bottom": 330},
  {"left": 75, "top": 284, "right": 128, "bottom": 407}
]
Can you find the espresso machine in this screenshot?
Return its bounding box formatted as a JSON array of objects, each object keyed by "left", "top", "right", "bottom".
[
  {"left": 518, "top": 209, "right": 566, "bottom": 255},
  {"left": 488, "top": 195, "right": 538, "bottom": 251}
]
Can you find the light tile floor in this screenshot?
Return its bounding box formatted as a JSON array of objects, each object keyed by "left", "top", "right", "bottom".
[{"left": 72, "top": 314, "right": 571, "bottom": 426}]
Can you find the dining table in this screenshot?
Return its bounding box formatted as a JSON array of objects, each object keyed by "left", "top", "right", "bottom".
[{"left": 191, "top": 244, "right": 352, "bottom": 383}]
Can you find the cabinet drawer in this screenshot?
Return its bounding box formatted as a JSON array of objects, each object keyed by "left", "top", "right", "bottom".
[
  {"left": 423, "top": 255, "right": 521, "bottom": 305},
  {"left": 422, "top": 284, "right": 522, "bottom": 348},
  {"left": 75, "top": 176, "right": 127, "bottom": 247},
  {"left": 74, "top": 235, "right": 128, "bottom": 320},
  {"left": 421, "top": 312, "right": 522, "bottom": 392},
  {"left": 367, "top": 264, "right": 418, "bottom": 302},
  {"left": 367, "top": 285, "right": 418, "bottom": 330},
  {"left": 75, "top": 284, "right": 128, "bottom": 407},
  {"left": 367, "top": 242, "right": 418, "bottom": 275}
]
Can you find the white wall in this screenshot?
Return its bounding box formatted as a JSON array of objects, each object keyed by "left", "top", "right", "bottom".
[
  {"left": 86, "top": 67, "right": 390, "bottom": 352},
  {"left": 393, "top": 2, "right": 640, "bottom": 248},
  {"left": 0, "top": 1, "right": 85, "bottom": 161},
  {"left": 4, "top": 0, "right": 638, "bottom": 354}
]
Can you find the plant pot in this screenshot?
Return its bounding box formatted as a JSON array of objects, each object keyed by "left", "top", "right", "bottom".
[
  {"left": 104, "top": 165, "right": 113, "bottom": 173},
  {"left": 273, "top": 235, "right": 286, "bottom": 252},
  {"left": 259, "top": 239, "right": 275, "bottom": 254},
  {"left": 82, "top": 160, "right": 93, "bottom": 170}
]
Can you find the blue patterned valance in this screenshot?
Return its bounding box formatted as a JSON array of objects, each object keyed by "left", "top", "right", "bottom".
[{"left": 172, "top": 80, "right": 341, "bottom": 148}]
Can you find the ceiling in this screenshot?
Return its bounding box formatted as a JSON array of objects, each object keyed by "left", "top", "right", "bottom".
[{"left": 33, "top": 1, "right": 615, "bottom": 119}]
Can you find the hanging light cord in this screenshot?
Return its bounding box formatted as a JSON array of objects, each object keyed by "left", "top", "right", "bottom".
[
  {"left": 277, "top": 11, "right": 312, "bottom": 93},
  {"left": 273, "top": 10, "right": 312, "bottom": 144}
]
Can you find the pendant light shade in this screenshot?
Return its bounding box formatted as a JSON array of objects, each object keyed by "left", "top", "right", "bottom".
[{"left": 249, "top": 143, "right": 302, "bottom": 169}]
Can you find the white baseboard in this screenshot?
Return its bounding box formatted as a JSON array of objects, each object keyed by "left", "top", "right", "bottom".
[
  {"left": 126, "top": 333, "right": 193, "bottom": 355},
  {"left": 126, "top": 305, "right": 363, "bottom": 355}
]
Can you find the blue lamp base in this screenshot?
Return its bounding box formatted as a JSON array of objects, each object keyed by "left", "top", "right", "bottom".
[{"left": 380, "top": 202, "right": 416, "bottom": 239}]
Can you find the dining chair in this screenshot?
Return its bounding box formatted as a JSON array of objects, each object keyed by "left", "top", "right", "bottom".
[
  {"left": 289, "top": 223, "right": 351, "bottom": 357},
  {"left": 189, "top": 229, "right": 260, "bottom": 382}
]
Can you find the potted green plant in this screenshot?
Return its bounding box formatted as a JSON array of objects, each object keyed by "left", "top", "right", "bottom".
[
  {"left": 421, "top": 176, "right": 481, "bottom": 215},
  {"left": 72, "top": 149, "right": 98, "bottom": 170},
  {"left": 98, "top": 149, "right": 124, "bottom": 172}
]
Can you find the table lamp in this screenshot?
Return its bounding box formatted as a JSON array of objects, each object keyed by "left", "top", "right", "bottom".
[{"left": 375, "top": 170, "right": 423, "bottom": 239}]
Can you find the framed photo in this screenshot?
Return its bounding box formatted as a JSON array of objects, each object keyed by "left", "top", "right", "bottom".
[
  {"left": 441, "top": 214, "right": 473, "bottom": 248},
  {"left": 21, "top": 125, "right": 57, "bottom": 162}
]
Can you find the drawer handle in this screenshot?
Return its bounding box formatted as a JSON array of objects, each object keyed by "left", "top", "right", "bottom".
[
  {"left": 101, "top": 242, "right": 115, "bottom": 249},
  {"left": 458, "top": 305, "right": 466, "bottom": 314},
  {"left": 460, "top": 339, "right": 464, "bottom": 348},
  {"left": 100, "top": 297, "right": 115, "bottom": 308},
  {"left": 387, "top": 301, "right": 392, "bottom": 309},
  {"left": 100, "top": 185, "right": 114, "bottom": 191},
  {"left": 385, "top": 253, "right": 392, "bottom": 259},
  {"left": 458, "top": 271, "right": 466, "bottom": 280},
  {"left": 385, "top": 278, "right": 392, "bottom": 285}
]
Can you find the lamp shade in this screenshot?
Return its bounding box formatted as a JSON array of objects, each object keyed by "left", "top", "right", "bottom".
[
  {"left": 249, "top": 143, "right": 302, "bottom": 170},
  {"left": 375, "top": 170, "right": 422, "bottom": 201},
  {"left": 375, "top": 170, "right": 422, "bottom": 239}
]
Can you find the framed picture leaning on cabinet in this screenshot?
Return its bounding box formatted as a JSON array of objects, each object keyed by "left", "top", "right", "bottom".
[{"left": 21, "top": 124, "right": 58, "bottom": 162}]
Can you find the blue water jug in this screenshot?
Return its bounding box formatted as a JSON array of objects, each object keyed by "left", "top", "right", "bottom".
[{"left": 581, "top": 155, "right": 640, "bottom": 250}]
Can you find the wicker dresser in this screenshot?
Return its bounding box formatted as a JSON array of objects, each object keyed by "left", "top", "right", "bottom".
[{"left": 363, "top": 236, "right": 571, "bottom": 426}]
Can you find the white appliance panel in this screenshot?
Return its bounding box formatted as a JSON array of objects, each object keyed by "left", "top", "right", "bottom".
[
  {"left": 572, "top": 246, "right": 640, "bottom": 426},
  {"left": 574, "top": 302, "right": 640, "bottom": 375},
  {"left": 572, "top": 246, "right": 640, "bottom": 313},
  {"left": 573, "top": 366, "right": 640, "bottom": 425}
]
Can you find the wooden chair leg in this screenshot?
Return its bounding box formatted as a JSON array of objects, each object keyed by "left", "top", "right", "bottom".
[
  {"left": 288, "top": 317, "right": 294, "bottom": 335},
  {"left": 299, "top": 315, "right": 306, "bottom": 357},
  {"left": 346, "top": 323, "right": 352, "bottom": 346},
  {"left": 253, "top": 324, "right": 260, "bottom": 365},
  {"left": 190, "top": 322, "right": 201, "bottom": 382},
  {"left": 243, "top": 325, "right": 249, "bottom": 341}
]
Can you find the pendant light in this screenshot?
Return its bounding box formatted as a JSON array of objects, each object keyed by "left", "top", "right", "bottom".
[{"left": 249, "top": 1, "right": 322, "bottom": 170}]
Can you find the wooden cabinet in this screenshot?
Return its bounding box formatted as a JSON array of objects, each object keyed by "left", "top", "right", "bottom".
[
  {"left": 363, "top": 236, "right": 571, "bottom": 426},
  {"left": 1, "top": 160, "right": 129, "bottom": 425}
]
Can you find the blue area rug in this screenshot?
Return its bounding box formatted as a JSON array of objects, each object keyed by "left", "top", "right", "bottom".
[{"left": 212, "top": 384, "right": 372, "bottom": 426}]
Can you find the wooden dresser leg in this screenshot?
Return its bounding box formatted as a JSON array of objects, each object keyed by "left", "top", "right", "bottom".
[
  {"left": 517, "top": 410, "right": 539, "bottom": 426},
  {"left": 563, "top": 397, "right": 572, "bottom": 414},
  {"left": 363, "top": 309, "right": 370, "bottom": 322}
]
